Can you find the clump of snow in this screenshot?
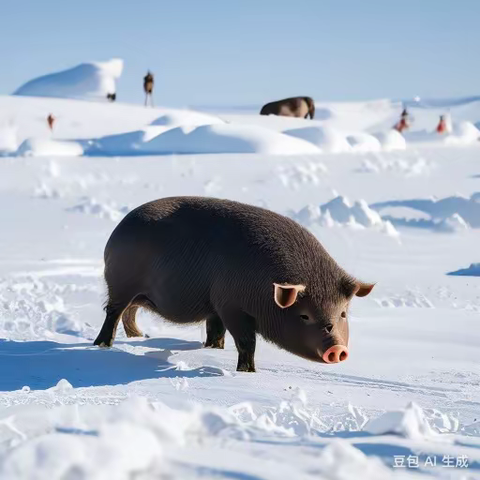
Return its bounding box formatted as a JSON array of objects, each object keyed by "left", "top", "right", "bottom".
[
  {"left": 375, "top": 289, "right": 434, "bottom": 309},
  {"left": 373, "top": 129, "right": 407, "bottom": 151},
  {"left": 293, "top": 196, "right": 399, "bottom": 237},
  {"left": 0, "top": 124, "right": 18, "bottom": 154},
  {"left": 317, "top": 441, "right": 395, "bottom": 480},
  {"left": 90, "top": 124, "right": 321, "bottom": 156},
  {"left": 284, "top": 126, "right": 351, "bottom": 153},
  {"left": 0, "top": 276, "right": 89, "bottom": 341},
  {"left": 444, "top": 121, "right": 480, "bottom": 145},
  {"left": 14, "top": 59, "right": 123, "bottom": 101},
  {"left": 0, "top": 416, "right": 163, "bottom": 480},
  {"left": 16, "top": 138, "right": 83, "bottom": 157},
  {"left": 150, "top": 110, "right": 223, "bottom": 127},
  {"left": 48, "top": 379, "right": 74, "bottom": 394},
  {"left": 276, "top": 162, "right": 328, "bottom": 189},
  {"left": 364, "top": 402, "right": 436, "bottom": 440},
  {"left": 448, "top": 263, "right": 480, "bottom": 276},
  {"left": 67, "top": 197, "right": 130, "bottom": 221},
  {"left": 346, "top": 133, "right": 382, "bottom": 152},
  {"left": 357, "top": 154, "right": 435, "bottom": 177}
]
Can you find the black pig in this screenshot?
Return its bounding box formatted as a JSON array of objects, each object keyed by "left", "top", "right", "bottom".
[{"left": 94, "top": 197, "right": 374, "bottom": 372}]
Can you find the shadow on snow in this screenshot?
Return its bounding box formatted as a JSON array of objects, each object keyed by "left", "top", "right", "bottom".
[{"left": 0, "top": 337, "right": 223, "bottom": 391}]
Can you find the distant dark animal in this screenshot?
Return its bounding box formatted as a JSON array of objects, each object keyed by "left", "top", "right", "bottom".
[
  {"left": 94, "top": 197, "right": 374, "bottom": 372},
  {"left": 260, "top": 97, "right": 315, "bottom": 119},
  {"left": 107, "top": 93, "right": 116, "bottom": 102},
  {"left": 47, "top": 114, "right": 55, "bottom": 131},
  {"left": 143, "top": 72, "right": 154, "bottom": 107}
]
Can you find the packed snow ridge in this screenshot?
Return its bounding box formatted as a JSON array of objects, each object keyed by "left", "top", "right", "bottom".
[{"left": 13, "top": 59, "right": 123, "bottom": 102}]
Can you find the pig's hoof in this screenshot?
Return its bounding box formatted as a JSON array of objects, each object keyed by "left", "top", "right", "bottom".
[
  {"left": 93, "top": 338, "right": 112, "bottom": 348},
  {"left": 204, "top": 340, "right": 225, "bottom": 349},
  {"left": 236, "top": 365, "right": 256, "bottom": 373}
]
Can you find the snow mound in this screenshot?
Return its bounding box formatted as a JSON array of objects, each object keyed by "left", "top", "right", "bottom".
[
  {"left": 373, "top": 129, "right": 407, "bottom": 151},
  {"left": 293, "top": 196, "right": 399, "bottom": 237},
  {"left": 448, "top": 263, "right": 480, "bottom": 276},
  {"left": 364, "top": 402, "right": 436, "bottom": 440},
  {"left": 284, "top": 126, "right": 352, "bottom": 153},
  {"left": 317, "top": 441, "right": 395, "bottom": 480},
  {"left": 0, "top": 124, "right": 18, "bottom": 154},
  {"left": 88, "top": 126, "right": 172, "bottom": 155},
  {"left": 16, "top": 138, "right": 84, "bottom": 157},
  {"left": 444, "top": 121, "right": 480, "bottom": 145},
  {"left": 14, "top": 59, "right": 123, "bottom": 101},
  {"left": 346, "top": 133, "right": 382, "bottom": 152},
  {"left": 150, "top": 110, "right": 223, "bottom": 127},
  {"left": 90, "top": 123, "right": 321, "bottom": 156}
]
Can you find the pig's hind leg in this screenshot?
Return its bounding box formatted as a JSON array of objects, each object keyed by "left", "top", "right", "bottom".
[
  {"left": 122, "top": 305, "right": 144, "bottom": 338},
  {"left": 204, "top": 314, "right": 226, "bottom": 349}
]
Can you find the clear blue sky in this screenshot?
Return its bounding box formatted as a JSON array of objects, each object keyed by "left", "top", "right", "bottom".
[{"left": 1, "top": 0, "right": 479, "bottom": 107}]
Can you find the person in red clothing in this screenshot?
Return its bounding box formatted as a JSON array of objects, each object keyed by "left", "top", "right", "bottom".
[
  {"left": 394, "top": 108, "right": 409, "bottom": 133},
  {"left": 436, "top": 115, "right": 448, "bottom": 134}
]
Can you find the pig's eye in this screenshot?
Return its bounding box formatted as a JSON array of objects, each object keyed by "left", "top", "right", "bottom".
[
  {"left": 300, "top": 314, "right": 315, "bottom": 325},
  {"left": 324, "top": 324, "right": 334, "bottom": 334},
  {"left": 341, "top": 311, "right": 347, "bottom": 319}
]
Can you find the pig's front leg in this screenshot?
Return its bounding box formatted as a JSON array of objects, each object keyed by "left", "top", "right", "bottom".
[
  {"left": 220, "top": 308, "right": 256, "bottom": 372},
  {"left": 204, "top": 314, "right": 226, "bottom": 349}
]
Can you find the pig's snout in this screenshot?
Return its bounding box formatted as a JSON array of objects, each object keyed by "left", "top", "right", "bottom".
[{"left": 321, "top": 345, "right": 349, "bottom": 364}]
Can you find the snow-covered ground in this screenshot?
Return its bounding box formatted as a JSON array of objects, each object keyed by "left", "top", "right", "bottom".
[{"left": 0, "top": 83, "right": 479, "bottom": 479}]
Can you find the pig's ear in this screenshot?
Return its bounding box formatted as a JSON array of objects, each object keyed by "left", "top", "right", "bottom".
[
  {"left": 273, "top": 283, "right": 306, "bottom": 309},
  {"left": 354, "top": 282, "right": 375, "bottom": 297}
]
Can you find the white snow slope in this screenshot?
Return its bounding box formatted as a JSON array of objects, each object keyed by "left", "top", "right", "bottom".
[
  {"left": 13, "top": 59, "right": 123, "bottom": 101},
  {"left": 0, "top": 93, "right": 479, "bottom": 480}
]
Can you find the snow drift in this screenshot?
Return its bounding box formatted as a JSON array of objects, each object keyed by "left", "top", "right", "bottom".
[
  {"left": 89, "top": 123, "right": 321, "bottom": 156},
  {"left": 373, "top": 129, "right": 407, "bottom": 151},
  {"left": 16, "top": 138, "right": 84, "bottom": 157},
  {"left": 150, "top": 111, "right": 223, "bottom": 127},
  {"left": 284, "top": 126, "right": 352, "bottom": 153},
  {"left": 14, "top": 59, "right": 123, "bottom": 101},
  {"left": 0, "top": 124, "right": 18, "bottom": 154}
]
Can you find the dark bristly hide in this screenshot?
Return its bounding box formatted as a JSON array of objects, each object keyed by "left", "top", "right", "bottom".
[{"left": 94, "top": 197, "right": 373, "bottom": 372}]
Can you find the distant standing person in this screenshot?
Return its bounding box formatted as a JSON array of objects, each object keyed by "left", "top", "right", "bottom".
[
  {"left": 436, "top": 115, "right": 448, "bottom": 134},
  {"left": 144, "top": 71, "right": 154, "bottom": 107},
  {"left": 260, "top": 97, "right": 315, "bottom": 119},
  {"left": 47, "top": 114, "right": 55, "bottom": 131},
  {"left": 394, "top": 108, "right": 409, "bottom": 133}
]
